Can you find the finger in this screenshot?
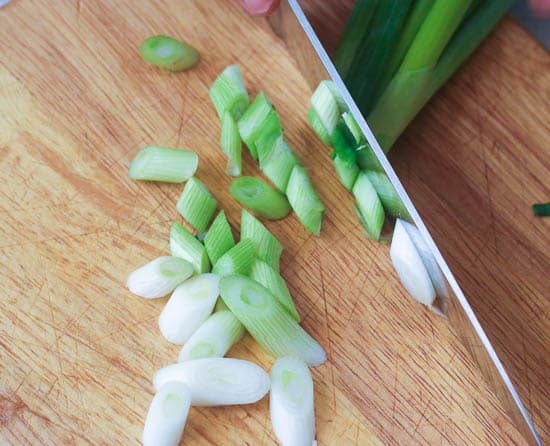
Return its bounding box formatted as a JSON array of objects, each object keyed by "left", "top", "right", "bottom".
[
  {"left": 239, "top": 0, "right": 280, "bottom": 16},
  {"left": 530, "top": 0, "right": 550, "bottom": 17}
]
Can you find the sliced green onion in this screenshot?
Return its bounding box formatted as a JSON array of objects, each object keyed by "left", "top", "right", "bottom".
[
  {"left": 533, "top": 202, "right": 550, "bottom": 217},
  {"left": 287, "top": 165, "right": 325, "bottom": 236},
  {"left": 250, "top": 259, "right": 300, "bottom": 321},
  {"left": 352, "top": 172, "right": 385, "bottom": 241},
  {"left": 212, "top": 239, "right": 255, "bottom": 277},
  {"left": 176, "top": 177, "right": 217, "bottom": 232},
  {"left": 153, "top": 358, "right": 270, "bottom": 406},
  {"left": 255, "top": 128, "right": 283, "bottom": 166},
  {"left": 219, "top": 275, "right": 326, "bottom": 365},
  {"left": 127, "top": 256, "right": 194, "bottom": 299},
  {"left": 140, "top": 35, "right": 199, "bottom": 72},
  {"left": 204, "top": 211, "right": 235, "bottom": 265},
  {"left": 238, "top": 92, "right": 279, "bottom": 160},
  {"left": 159, "top": 274, "right": 220, "bottom": 344},
  {"left": 209, "top": 65, "right": 249, "bottom": 120},
  {"left": 270, "top": 357, "right": 315, "bottom": 446},
  {"left": 341, "top": 112, "right": 363, "bottom": 145},
  {"left": 170, "top": 221, "right": 210, "bottom": 274},
  {"left": 333, "top": 155, "right": 359, "bottom": 191},
  {"left": 230, "top": 177, "right": 291, "bottom": 220},
  {"left": 261, "top": 136, "right": 300, "bottom": 194},
  {"left": 241, "top": 209, "right": 283, "bottom": 271},
  {"left": 356, "top": 143, "right": 383, "bottom": 171},
  {"left": 220, "top": 111, "right": 242, "bottom": 176},
  {"left": 331, "top": 120, "right": 358, "bottom": 167},
  {"left": 178, "top": 310, "right": 245, "bottom": 362},
  {"left": 325, "top": 81, "right": 349, "bottom": 114},
  {"left": 390, "top": 219, "right": 436, "bottom": 306},
  {"left": 307, "top": 108, "right": 331, "bottom": 146},
  {"left": 128, "top": 146, "right": 198, "bottom": 183},
  {"left": 310, "top": 81, "right": 340, "bottom": 136},
  {"left": 142, "top": 381, "right": 191, "bottom": 446},
  {"left": 364, "top": 170, "right": 411, "bottom": 220}
]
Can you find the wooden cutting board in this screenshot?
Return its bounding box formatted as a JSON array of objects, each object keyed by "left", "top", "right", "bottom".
[{"left": 0, "top": 1, "right": 546, "bottom": 445}]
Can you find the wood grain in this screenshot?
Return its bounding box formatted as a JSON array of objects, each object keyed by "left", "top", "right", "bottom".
[{"left": 0, "top": 0, "right": 543, "bottom": 445}]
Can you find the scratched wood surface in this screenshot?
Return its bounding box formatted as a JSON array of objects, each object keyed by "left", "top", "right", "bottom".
[{"left": 0, "top": 0, "right": 541, "bottom": 445}]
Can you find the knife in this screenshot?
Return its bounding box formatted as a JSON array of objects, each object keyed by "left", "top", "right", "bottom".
[{"left": 268, "top": 1, "right": 543, "bottom": 445}]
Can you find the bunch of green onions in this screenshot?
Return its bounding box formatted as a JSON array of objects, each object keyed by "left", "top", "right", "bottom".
[{"left": 335, "top": 0, "right": 514, "bottom": 151}]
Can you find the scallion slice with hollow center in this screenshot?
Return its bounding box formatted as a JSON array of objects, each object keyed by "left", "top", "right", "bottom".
[
  {"left": 127, "top": 256, "right": 194, "bottom": 299},
  {"left": 140, "top": 35, "right": 199, "bottom": 72},
  {"left": 230, "top": 176, "right": 291, "bottom": 220},
  {"left": 270, "top": 357, "right": 316, "bottom": 446},
  {"left": 154, "top": 358, "right": 270, "bottom": 406},
  {"left": 219, "top": 275, "right": 326, "bottom": 366},
  {"left": 159, "top": 274, "right": 220, "bottom": 345},
  {"left": 128, "top": 146, "right": 198, "bottom": 183},
  {"left": 142, "top": 381, "right": 192, "bottom": 446}
]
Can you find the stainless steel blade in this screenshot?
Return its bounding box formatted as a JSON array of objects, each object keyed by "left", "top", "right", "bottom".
[{"left": 268, "top": 1, "right": 542, "bottom": 445}]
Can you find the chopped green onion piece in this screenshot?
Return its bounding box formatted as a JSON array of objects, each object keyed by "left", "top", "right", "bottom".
[
  {"left": 307, "top": 108, "right": 331, "bottom": 146},
  {"left": 331, "top": 120, "right": 358, "bottom": 167},
  {"left": 310, "top": 81, "right": 340, "bottom": 136},
  {"left": 220, "top": 111, "right": 242, "bottom": 176},
  {"left": 270, "top": 357, "right": 315, "bottom": 446},
  {"left": 287, "top": 165, "right": 325, "bottom": 236},
  {"left": 159, "top": 274, "right": 220, "bottom": 344},
  {"left": 128, "top": 146, "right": 198, "bottom": 183},
  {"left": 533, "top": 202, "right": 550, "bottom": 217},
  {"left": 238, "top": 92, "right": 280, "bottom": 160},
  {"left": 178, "top": 310, "right": 245, "bottom": 362},
  {"left": 154, "top": 358, "right": 270, "bottom": 406},
  {"left": 209, "top": 65, "right": 249, "bottom": 120},
  {"left": 256, "top": 129, "right": 283, "bottom": 166},
  {"left": 356, "top": 143, "right": 383, "bottom": 171},
  {"left": 241, "top": 209, "right": 283, "bottom": 271},
  {"left": 212, "top": 239, "right": 255, "bottom": 276},
  {"left": 176, "top": 177, "right": 217, "bottom": 232},
  {"left": 140, "top": 35, "right": 199, "bottom": 72},
  {"left": 170, "top": 221, "right": 210, "bottom": 274},
  {"left": 126, "top": 256, "right": 194, "bottom": 299},
  {"left": 364, "top": 170, "right": 411, "bottom": 220},
  {"left": 352, "top": 172, "right": 385, "bottom": 241},
  {"left": 333, "top": 155, "right": 359, "bottom": 191},
  {"left": 261, "top": 135, "right": 300, "bottom": 193},
  {"left": 341, "top": 112, "right": 363, "bottom": 145},
  {"left": 204, "top": 211, "right": 235, "bottom": 265},
  {"left": 219, "top": 275, "right": 326, "bottom": 365},
  {"left": 142, "top": 381, "right": 191, "bottom": 446},
  {"left": 251, "top": 259, "right": 300, "bottom": 321},
  {"left": 230, "top": 176, "right": 291, "bottom": 220},
  {"left": 325, "top": 81, "right": 349, "bottom": 114}
]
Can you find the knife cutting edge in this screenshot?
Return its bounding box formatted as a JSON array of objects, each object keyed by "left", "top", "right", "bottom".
[{"left": 268, "top": 1, "right": 543, "bottom": 444}]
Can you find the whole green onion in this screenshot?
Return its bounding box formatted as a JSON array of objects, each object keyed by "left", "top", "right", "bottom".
[{"left": 140, "top": 35, "right": 199, "bottom": 72}]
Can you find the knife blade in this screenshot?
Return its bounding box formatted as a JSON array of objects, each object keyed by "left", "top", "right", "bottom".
[{"left": 268, "top": 1, "right": 542, "bottom": 445}]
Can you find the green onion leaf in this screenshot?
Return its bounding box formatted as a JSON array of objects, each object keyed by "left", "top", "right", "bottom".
[
  {"left": 333, "top": 155, "right": 359, "bottom": 191},
  {"left": 204, "top": 211, "right": 236, "bottom": 265},
  {"left": 212, "top": 239, "right": 255, "bottom": 277},
  {"left": 140, "top": 35, "right": 199, "bottom": 72},
  {"left": 220, "top": 111, "right": 242, "bottom": 176},
  {"left": 210, "top": 65, "right": 249, "bottom": 120},
  {"left": 287, "top": 165, "right": 325, "bottom": 236},
  {"left": 364, "top": 170, "right": 411, "bottom": 220},
  {"left": 251, "top": 259, "right": 300, "bottom": 321},
  {"left": 533, "top": 202, "right": 550, "bottom": 217},
  {"left": 241, "top": 209, "right": 283, "bottom": 271},
  {"left": 307, "top": 108, "right": 332, "bottom": 146},
  {"left": 230, "top": 176, "right": 291, "bottom": 220},
  {"left": 352, "top": 172, "right": 385, "bottom": 240},
  {"left": 128, "top": 146, "right": 198, "bottom": 183},
  {"left": 310, "top": 81, "right": 340, "bottom": 136},
  {"left": 176, "top": 177, "right": 217, "bottom": 232},
  {"left": 170, "top": 221, "right": 210, "bottom": 274},
  {"left": 261, "top": 135, "right": 300, "bottom": 193},
  {"left": 178, "top": 310, "right": 245, "bottom": 362},
  {"left": 219, "top": 275, "right": 326, "bottom": 365}
]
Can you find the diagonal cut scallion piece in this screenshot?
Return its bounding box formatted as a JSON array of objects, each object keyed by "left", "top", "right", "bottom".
[
  {"left": 128, "top": 146, "right": 198, "bottom": 183},
  {"left": 261, "top": 135, "right": 301, "bottom": 194},
  {"left": 352, "top": 172, "right": 385, "bottom": 241},
  {"left": 212, "top": 238, "right": 255, "bottom": 277},
  {"left": 219, "top": 275, "right": 326, "bottom": 366},
  {"left": 230, "top": 176, "right": 291, "bottom": 220},
  {"left": 154, "top": 358, "right": 271, "bottom": 406},
  {"left": 310, "top": 81, "right": 340, "bottom": 137},
  {"left": 364, "top": 170, "right": 411, "bottom": 221},
  {"left": 333, "top": 155, "right": 359, "bottom": 191},
  {"left": 204, "top": 210, "right": 235, "bottom": 265},
  {"left": 287, "top": 165, "right": 325, "bottom": 236},
  {"left": 170, "top": 221, "right": 210, "bottom": 274},
  {"left": 241, "top": 209, "right": 283, "bottom": 271},
  {"left": 307, "top": 108, "right": 332, "bottom": 147},
  {"left": 140, "top": 35, "right": 199, "bottom": 72},
  {"left": 210, "top": 65, "right": 249, "bottom": 120},
  {"left": 220, "top": 111, "right": 242, "bottom": 176},
  {"left": 178, "top": 310, "right": 244, "bottom": 362},
  {"left": 176, "top": 177, "right": 217, "bottom": 232}
]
